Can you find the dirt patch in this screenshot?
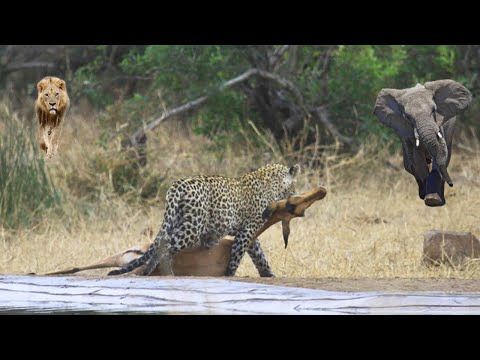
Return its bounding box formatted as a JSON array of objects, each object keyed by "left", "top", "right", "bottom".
[
  {"left": 233, "top": 277, "right": 480, "bottom": 293},
  {"left": 51, "top": 271, "right": 480, "bottom": 293}
]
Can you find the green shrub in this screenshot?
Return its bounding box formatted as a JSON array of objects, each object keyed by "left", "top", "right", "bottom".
[{"left": 72, "top": 45, "right": 469, "bottom": 150}]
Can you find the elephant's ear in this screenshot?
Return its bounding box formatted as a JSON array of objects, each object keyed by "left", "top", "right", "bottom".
[
  {"left": 424, "top": 79, "right": 472, "bottom": 125},
  {"left": 373, "top": 88, "right": 412, "bottom": 138}
]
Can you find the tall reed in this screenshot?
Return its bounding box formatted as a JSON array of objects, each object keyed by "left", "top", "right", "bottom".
[{"left": 0, "top": 105, "right": 60, "bottom": 229}]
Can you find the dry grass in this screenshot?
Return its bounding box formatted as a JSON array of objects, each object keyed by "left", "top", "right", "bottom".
[{"left": 1, "top": 109, "right": 480, "bottom": 279}]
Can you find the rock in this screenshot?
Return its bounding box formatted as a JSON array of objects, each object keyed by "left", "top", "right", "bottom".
[{"left": 423, "top": 230, "right": 480, "bottom": 267}]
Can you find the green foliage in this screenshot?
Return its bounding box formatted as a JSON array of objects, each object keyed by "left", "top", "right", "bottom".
[
  {"left": 109, "top": 155, "right": 170, "bottom": 202},
  {"left": 111, "top": 160, "right": 140, "bottom": 196},
  {"left": 0, "top": 106, "right": 60, "bottom": 229},
  {"left": 326, "top": 45, "right": 457, "bottom": 146},
  {"left": 71, "top": 44, "right": 472, "bottom": 151},
  {"left": 74, "top": 45, "right": 115, "bottom": 107},
  {"left": 191, "top": 91, "right": 249, "bottom": 144},
  {"left": 74, "top": 46, "right": 254, "bottom": 145},
  {"left": 119, "top": 45, "right": 252, "bottom": 143},
  {"left": 120, "top": 45, "right": 247, "bottom": 100}
]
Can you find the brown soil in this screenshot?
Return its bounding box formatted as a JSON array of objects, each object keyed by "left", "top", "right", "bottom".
[
  {"left": 64, "top": 271, "right": 480, "bottom": 293},
  {"left": 233, "top": 277, "right": 480, "bottom": 293}
]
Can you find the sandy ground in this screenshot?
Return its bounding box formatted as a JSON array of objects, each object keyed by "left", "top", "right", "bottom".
[
  {"left": 35, "top": 271, "right": 480, "bottom": 293},
  {"left": 234, "top": 277, "right": 480, "bottom": 293}
]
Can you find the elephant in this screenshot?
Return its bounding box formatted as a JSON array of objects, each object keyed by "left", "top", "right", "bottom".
[{"left": 373, "top": 79, "right": 472, "bottom": 207}]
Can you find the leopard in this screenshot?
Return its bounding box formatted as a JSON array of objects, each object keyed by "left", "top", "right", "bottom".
[{"left": 108, "top": 163, "right": 301, "bottom": 277}]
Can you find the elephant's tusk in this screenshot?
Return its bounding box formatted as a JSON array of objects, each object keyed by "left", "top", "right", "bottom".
[
  {"left": 414, "top": 128, "right": 420, "bottom": 147},
  {"left": 437, "top": 131, "right": 443, "bottom": 139}
]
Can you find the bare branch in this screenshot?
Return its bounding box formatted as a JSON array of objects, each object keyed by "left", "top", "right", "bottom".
[
  {"left": 255, "top": 69, "right": 305, "bottom": 106},
  {"left": 126, "top": 63, "right": 362, "bottom": 167},
  {"left": 269, "top": 45, "right": 290, "bottom": 70},
  {"left": 102, "top": 75, "right": 156, "bottom": 88},
  {"left": 132, "top": 95, "right": 209, "bottom": 143},
  {"left": 218, "top": 68, "right": 257, "bottom": 90},
  {"left": 313, "top": 106, "right": 355, "bottom": 146},
  {"left": 109, "top": 45, "right": 118, "bottom": 69},
  {"left": 316, "top": 45, "right": 336, "bottom": 79},
  {"left": 287, "top": 45, "right": 299, "bottom": 74},
  {"left": 316, "top": 45, "right": 336, "bottom": 99},
  {"left": 3, "top": 61, "right": 54, "bottom": 73},
  {"left": 129, "top": 69, "right": 256, "bottom": 145},
  {"left": 130, "top": 68, "right": 305, "bottom": 146},
  {"left": 125, "top": 64, "right": 356, "bottom": 168},
  {"left": 64, "top": 46, "right": 72, "bottom": 83}
]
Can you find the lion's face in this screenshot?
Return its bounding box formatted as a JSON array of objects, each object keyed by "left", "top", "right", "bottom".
[{"left": 36, "top": 77, "right": 68, "bottom": 115}]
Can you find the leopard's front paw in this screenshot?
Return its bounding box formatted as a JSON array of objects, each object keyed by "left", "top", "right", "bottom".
[
  {"left": 225, "top": 268, "right": 235, "bottom": 277},
  {"left": 260, "top": 271, "right": 275, "bottom": 278}
]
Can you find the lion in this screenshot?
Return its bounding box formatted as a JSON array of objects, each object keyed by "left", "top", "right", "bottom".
[{"left": 35, "top": 76, "right": 70, "bottom": 158}]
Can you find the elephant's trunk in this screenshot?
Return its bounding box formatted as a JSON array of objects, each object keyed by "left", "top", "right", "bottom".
[
  {"left": 438, "top": 164, "right": 453, "bottom": 187},
  {"left": 416, "top": 120, "right": 453, "bottom": 187}
]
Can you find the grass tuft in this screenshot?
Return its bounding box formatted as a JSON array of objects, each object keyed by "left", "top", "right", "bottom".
[{"left": 1, "top": 103, "right": 480, "bottom": 280}]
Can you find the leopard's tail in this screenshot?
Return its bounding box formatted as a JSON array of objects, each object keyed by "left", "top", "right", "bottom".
[
  {"left": 107, "top": 229, "right": 166, "bottom": 276},
  {"left": 108, "top": 187, "right": 181, "bottom": 276},
  {"left": 107, "top": 242, "right": 156, "bottom": 276}
]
